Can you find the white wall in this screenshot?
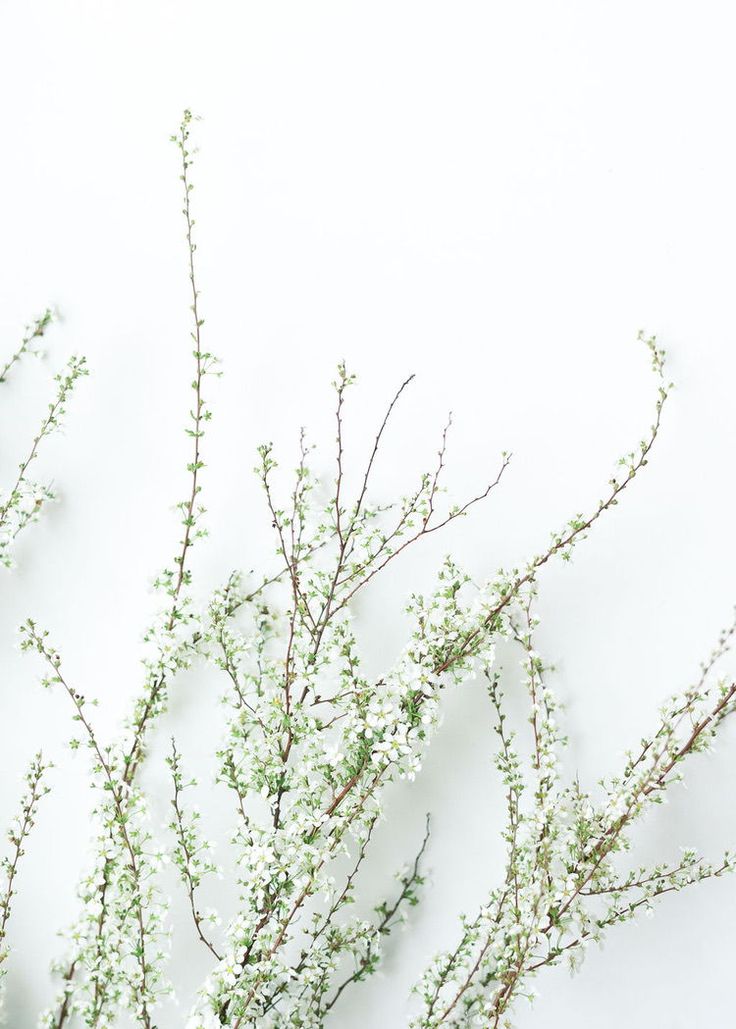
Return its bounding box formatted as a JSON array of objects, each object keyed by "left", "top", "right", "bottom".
[{"left": 1, "top": 2, "right": 735, "bottom": 1026}]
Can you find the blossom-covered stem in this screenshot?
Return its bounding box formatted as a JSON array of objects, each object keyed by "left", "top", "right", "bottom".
[
  {"left": 270, "top": 363, "right": 509, "bottom": 654},
  {"left": 336, "top": 448, "right": 512, "bottom": 617},
  {"left": 414, "top": 601, "right": 736, "bottom": 1028},
  {"left": 433, "top": 675, "right": 537, "bottom": 1027},
  {"left": 123, "top": 108, "right": 214, "bottom": 785},
  {"left": 51, "top": 961, "right": 77, "bottom": 1029},
  {"left": 488, "top": 939, "right": 535, "bottom": 1029},
  {"left": 263, "top": 811, "right": 398, "bottom": 1019},
  {"left": 0, "top": 357, "right": 87, "bottom": 527},
  {"left": 435, "top": 341, "right": 670, "bottom": 677},
  {"left": 518, "top": 680, "right": 736, "bottom": 1021},
  {"left": 271, "top": 432, "right": 314, "bottom": 828},
  {"left": 488, "top": 678, "right": 522, "bottom": 909},
  {"left": 221, "top": 677, "right": 460, "bottom": 1023},
  {"left": 553, "top": 680, "right": 736, "bottom": 931},
  {"left": 0, "top": 754, "right": 50, "bottom": 969},
  {"left": 516, "top": 597, "right": 543, "bottom": 773},
  {"left": 331, "top": 392, "right": 511, "bottom": 618},
  {"left": 426, "top": 889, "right": 511, "bottom": 1026},
  {"left": 257, "top": 812, "right": 382, "bottom": 1018},
  {"left": 482, "top": 855, "right": 734, "bottom": 1027},
  {"left": 0, "top": 309, "right": 52, "bottom": 384},
  {"left": 579, "top": 856, "right": 725, "bottom": 897},
  {"left": 641, "top": 682, "right": 736, "bottom": 796},
  {"left": 0, "top": 354, "right": 88, "bottom": 568},
  {"left": 690, "top": 611, "right": 736, "bottom": 695},
  {"left": 421, "top": 930, "right": 477, "bottom": 1023},
  {"left": 510, "top": 592, "right": 558, "bottom": 892},
  {"left": 323, "top": 814, "right": 431, "bottom": 1015},
  {"left": 168, "top": 739, "right": 223, "bottom": 961},
  {"left": 21, "top": 623, "right": 156, "bottom": 1029},
  {"left": 530, "top": 856, "right": 734, "bottom": 974},
  {"left": 37, "top": 111, "right": 217, "bottom": 1017},
  {"left": 88, "top": 828, "right": 117, "bottom": 1019},
  {"left": 333, "top": 363, "right": 348, "bottom": 550},
  {"left": 224, "top": 769, "right": 389, "bottom": 1026},
  {"left": 173, "top": 111, "right": 206, "bottom": 598}
]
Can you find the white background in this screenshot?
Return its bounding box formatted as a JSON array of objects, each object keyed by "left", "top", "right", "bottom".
[{"left": 1, "top": 2, "right": 736, "bottom": 1026}]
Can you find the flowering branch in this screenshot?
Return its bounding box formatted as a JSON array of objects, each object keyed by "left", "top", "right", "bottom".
[
  {"left": 20, "top": 623, "right": 169, "bottom": 1029},
  {"left": 413, "top": 592, "right": 736, "bottom": 1028},
  {"left": 0, "top": 332, "right": 87, "bottom": 569},
  {"left": 0, "top": 753, "right": 51, "bottom": 1012},
  {"left": 0, "top": 309, "right": 53, "bottom": 384},
  {"left": 168, "top": 739, "right": 223, "bottom": 961},
  {"left": 33, "top": 109, "right": 218, "bottom": 1029},
  {"left": 323, "top": 814, "right": 431, "bottom": 1016}
]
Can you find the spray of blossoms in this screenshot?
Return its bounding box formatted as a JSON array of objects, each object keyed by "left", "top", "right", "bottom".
[
  {"left": 169, "top": 325, "right": 715, "bottom": 1027},
  {"left": 176, "top": 366, "right": 511, "bottom": 1026},
  {"left": 0, "top": 308, "right": 85, "bottom": 1019},
  {"left": 21, "top": 111, "right": 218, "bottom": 1029},
  {"left": 0, "top": 755, "right": 52, "bottom": 1016},
  {"left": 4, "top": 112, "right": 736, "bottom": 1029},
  {"left": 411, "top": 583, "right": 736, "bottom": 1027},
  {"left": 0, "top": 309, "right": 87, "bottom": 569}
]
